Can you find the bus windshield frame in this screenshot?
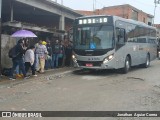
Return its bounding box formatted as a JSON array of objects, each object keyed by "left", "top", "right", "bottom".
[{"left": 73, "top": 24, "right": 115, "bottom": 50}]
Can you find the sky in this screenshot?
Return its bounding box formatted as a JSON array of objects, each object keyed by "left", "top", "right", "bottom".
[{"left": 53, "top": 0, "right": 160, "bottom": 24}]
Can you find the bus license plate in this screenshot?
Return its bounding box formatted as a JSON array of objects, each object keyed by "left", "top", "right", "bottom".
[{"left": 86, "top": 63, "right": 93, "bottom": 67}]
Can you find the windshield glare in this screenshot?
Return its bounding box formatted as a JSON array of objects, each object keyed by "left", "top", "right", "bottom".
[{"left": 74, "top": 25, "right": 114, "bottom": 50}]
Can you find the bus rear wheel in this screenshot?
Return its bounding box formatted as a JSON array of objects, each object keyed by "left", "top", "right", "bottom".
[
  {"left": 143, "top": 54, "right": 150, "bottom": 68},
  {"left": 122, "top": 56, "right": 130, "bottom": 74}
]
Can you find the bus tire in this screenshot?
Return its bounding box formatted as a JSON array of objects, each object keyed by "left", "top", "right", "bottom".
[
  {"left": 143, "top": 54, "right": 150, "bottom": 68},
  {"left": 122, "top": 56, "right": 130, "bottom": 74}
]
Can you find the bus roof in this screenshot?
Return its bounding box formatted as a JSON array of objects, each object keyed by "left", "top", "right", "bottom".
[{"left": 75, "top": 15, "right": 156, "bottom": 30}]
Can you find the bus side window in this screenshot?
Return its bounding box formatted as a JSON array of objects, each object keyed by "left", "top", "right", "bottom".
[{"left": 116, "top": 28, "right": 125, "bottom": 44}]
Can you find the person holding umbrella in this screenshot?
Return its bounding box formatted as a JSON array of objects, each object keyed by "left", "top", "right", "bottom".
[
  {"left": 9, "top": 39, "right": 30, "bottom": 80},
  {"left": 9, "top": 29, "right": 37, "bottom": 79}
]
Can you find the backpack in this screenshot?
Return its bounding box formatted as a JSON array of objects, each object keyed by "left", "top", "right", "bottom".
[
  {"left": 2, "top": 68, "right": 12, "bottom": 76},
  {"left": 8, "top": 46, "right": 17, "bottom": 58}
]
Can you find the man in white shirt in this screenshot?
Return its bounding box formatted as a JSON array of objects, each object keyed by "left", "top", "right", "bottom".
[{"left": 24, "top": 46, "right": 37, "bottom": 76}]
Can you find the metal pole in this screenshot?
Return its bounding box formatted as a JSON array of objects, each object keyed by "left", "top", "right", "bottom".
[
  {"left": 153, "top": 0, "right": 160, "bottom": 24},
  {"left": 93, "top": 0, "right": 96, "bottom": 14},
  {"left": 0, "top": 0, "right": 2, "bottom": 76},
  {"left": 93, "top": 0, "right": 94, "bottom": 11},
  {"left": 10, "top": 0, "right": 13, "bottom": 22},
  {"left": 95, "top": 0, "right": 96, "bottom": 10},
  {"left": 153, "top": 0, "right": 157, "bottom": 24}
]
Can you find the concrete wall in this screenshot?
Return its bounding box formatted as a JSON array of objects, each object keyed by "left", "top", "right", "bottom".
[
  {"left": 100, "top": 6, "right": 149, "bottom": 24},
  {"left": 98, "top": 7, "right": 125, "bottom": 17},
  {"left": 154, "top": 24, "right": 160, "bottom": 38},
  {"left": 1, "top": 34, "right": 16, "bottom": 68}
]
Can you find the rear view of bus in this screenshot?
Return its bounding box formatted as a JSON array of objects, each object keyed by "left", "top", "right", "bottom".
[{"left": 72, "top": 15, "right": 157, "bottom": 73}]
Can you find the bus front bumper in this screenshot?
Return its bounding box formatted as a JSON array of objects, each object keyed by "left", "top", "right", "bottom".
[{"left": 73, "top": 62, "right": 115, "bottom": 70}]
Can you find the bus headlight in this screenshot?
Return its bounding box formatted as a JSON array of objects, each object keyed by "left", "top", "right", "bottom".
[
  {"left": 108, "top": 54, "right": 114, "bottom": 60},
  {"left": 72, "top": 55, "right": 76, "bottom": 59},
  {"left": 72, "top": 55, "right": 77, "bottom": 62},
  {"left": 103, "top": 58, "right": 109, "bottom": 64},
  {"left": 103, "top": 54, "right": 114, "bottom": 64}
]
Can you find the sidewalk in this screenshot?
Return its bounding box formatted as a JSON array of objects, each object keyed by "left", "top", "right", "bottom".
[{"left": 0, "top": 67, "right": 76, "bottom": 87}]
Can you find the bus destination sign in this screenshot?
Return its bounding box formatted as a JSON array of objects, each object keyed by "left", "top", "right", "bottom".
[{"left": 78, "top": 17, "right": 108, "bottom": 24}]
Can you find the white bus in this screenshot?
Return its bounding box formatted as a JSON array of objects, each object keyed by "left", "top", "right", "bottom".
[{"left": 72, "top": 15, "right": 157, "bottom": 73}]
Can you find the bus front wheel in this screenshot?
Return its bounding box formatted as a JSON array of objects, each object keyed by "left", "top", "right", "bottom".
[{"left": 122, "top": 56, "right": 130, "bottom": 74}]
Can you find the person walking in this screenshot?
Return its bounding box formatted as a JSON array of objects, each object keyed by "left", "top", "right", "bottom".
[
  {"left": 9, "top": 39, "right": 30, "bottom": 80},
  {"left": 24, "top": 46, "right": 37, "bottom": 77},
  {"left": 36, "top": 40, "right": 48, "bottom": 73}
]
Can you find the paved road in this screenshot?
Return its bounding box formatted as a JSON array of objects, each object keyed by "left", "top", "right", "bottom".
[{"left": 1, "top": 60, "right": 160, "bottom": 120}]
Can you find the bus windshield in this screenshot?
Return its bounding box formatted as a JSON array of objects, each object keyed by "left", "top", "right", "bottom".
[{"left": 74, "top": 25, "right": 114, "bottom": 50}]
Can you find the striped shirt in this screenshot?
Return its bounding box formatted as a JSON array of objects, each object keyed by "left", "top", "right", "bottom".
[{"left": 35, "top": 44, "right": 48, "bottom": 58}]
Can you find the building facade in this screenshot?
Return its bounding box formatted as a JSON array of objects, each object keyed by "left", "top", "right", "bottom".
[
  {"left": 77, "top": 4, "right": 153, "bottom": 25},
  {"left": 0, "top": 0, "right": 82, "bottom": 69},
  {"left": 154, "top": 24, "right": 160, "bottom": 38}
]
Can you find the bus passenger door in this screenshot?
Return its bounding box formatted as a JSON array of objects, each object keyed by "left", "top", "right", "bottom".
[
  {"left": 116, "top": 28, "right": 125, "bottom": 49},
  {"left": 115, "top": 28, "right": 126, "bottom": 68},
  {"left": 137, "top": 38, "right": 147, "bottom": 64}
]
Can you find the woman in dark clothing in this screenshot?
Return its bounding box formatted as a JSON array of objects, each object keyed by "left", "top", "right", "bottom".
[
  {"left": 65, "top": 41, "right": 73, "bottom": 66},
  {"left": 58, "top": 40, "right": 65, "bottom": 67}
]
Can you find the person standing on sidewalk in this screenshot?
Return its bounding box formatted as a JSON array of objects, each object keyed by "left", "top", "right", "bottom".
[
  {"left": 45, "top": 40, "right": 53, "bottom": 70},
  {"left": 24, "top": 46, "right": 37, "bottom": 77},
  {"left": 52, "top": 40, "right": 62, "bottom": 68},
  {"left": 15, "top": 38, "right": 26, "bottom": 78},
  {"left": 34, "top": 41, "right": 40, "bottom": 71},
  {"left": 65, "top": 40, "right": 73, "bottom": 67},
  {"left": 36, "top": 40, "right": 48, "bottom": 73},
  {"left": 9, "top": 39, "right": 30, "bottom": 80}
]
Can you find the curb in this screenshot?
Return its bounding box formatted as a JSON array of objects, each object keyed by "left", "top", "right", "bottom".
[{"left": 0, "top": 67, "right": 78, "bottom": 89}]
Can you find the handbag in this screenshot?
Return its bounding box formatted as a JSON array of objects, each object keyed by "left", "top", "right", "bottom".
[
  {"left": 47, "top": 55, "right": 52, "bottom": 60},
  {"left": 58, "top": 54, "right": 63, "bottom": 58}
]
